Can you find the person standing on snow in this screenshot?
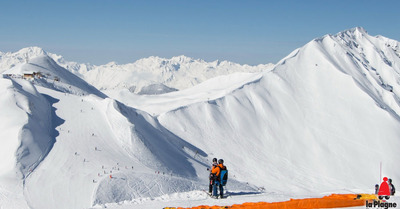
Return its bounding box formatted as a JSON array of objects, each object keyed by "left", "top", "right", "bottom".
[
  {"left": 211, "top": 159, "right": 227, "bottom": 198},
  {"left": 207, "top": 158, "right": 218, "bottom": 194},
  {"left": 388, "top": 179, "right": 396, "bottom": 195}
]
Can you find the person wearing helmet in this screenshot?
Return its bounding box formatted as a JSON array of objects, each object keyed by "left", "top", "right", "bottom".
[
  {"left": 207, "top": 158, "right": 218, "bottom": 194},
  {"left": 211, "top": 159, "right": 227, "bottom": 198}
]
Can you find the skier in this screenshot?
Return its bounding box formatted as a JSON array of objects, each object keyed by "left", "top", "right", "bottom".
[
  {"left": 211, "top": 159, "right": 227, "bottom": 198},
  {"left": 388, "top": 179, "right": 396, "bottom": 195},
  {"left": 207, "top": 158, "right": 218, "bottom": 194}
]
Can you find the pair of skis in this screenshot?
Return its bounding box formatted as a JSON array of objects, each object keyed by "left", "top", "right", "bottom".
[{"left": 202, "top": 190, "right": 228, "bottom": 199}]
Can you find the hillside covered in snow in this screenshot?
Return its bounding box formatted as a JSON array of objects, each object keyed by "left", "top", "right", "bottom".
[{"left": 0, "top": 27, "right": 399, "bottom": 209}]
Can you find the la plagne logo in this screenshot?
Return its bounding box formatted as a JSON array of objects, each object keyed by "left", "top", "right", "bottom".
[
  {"left": 366, "top": 177, "right": 397, "bottom": 209},
  {"left": 366, "top": 200, "right": 397, "bottom": 209}
]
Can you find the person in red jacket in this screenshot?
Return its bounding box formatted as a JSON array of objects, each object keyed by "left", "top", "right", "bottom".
[{"left": 211, "top": 159, "right": 226, "bottom": 198}]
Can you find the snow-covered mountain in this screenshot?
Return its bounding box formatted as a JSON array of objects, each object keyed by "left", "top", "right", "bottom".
[
  {"left": 0, "top": 27, "right": 399, "bottom": 209},
  {"left": 0, "top": 47, "right": 274, "bottom": 94},
  {"left": 3, "top": 55, "right": 106, "bottom": 98},
  {"left": 158, "top": 27, "right": 400, "bottom": 195},
  {"left": 0, "top": 47, "right": 90, "bottom": 76}
]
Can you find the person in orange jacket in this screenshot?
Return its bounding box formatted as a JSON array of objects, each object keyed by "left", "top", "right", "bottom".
[
  {"left": 211, "top": 159, "right": 226, "bottom": 198},
  {"left": 208, "top": 158, "right": 218, "bottom": 194}
]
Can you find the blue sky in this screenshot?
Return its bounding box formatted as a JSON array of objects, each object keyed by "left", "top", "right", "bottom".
[{"left": 1, "top": 0, "right": 399, "bottom": 65}]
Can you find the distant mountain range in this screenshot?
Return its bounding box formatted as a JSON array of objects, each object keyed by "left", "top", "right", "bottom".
[{"left": 0, "top": 47, "right": 274, "bottom": 94}]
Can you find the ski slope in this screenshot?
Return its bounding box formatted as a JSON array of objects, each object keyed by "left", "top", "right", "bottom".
[
  {"left": 22, "top": 86, "right": 211, "bottom": 209},
  {"left": 0, "top": 27, "right": 399, "bottom": 209}
]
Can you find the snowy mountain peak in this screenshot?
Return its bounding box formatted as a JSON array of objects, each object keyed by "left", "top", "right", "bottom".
[
  {"left": 134, "top": 55, "right": 196, "bottom": 66},
  {"left": 333, "top": 26, "right": 368, "bottom": 40},
  {"left": 0, "top": 47, "right": 48, "bottom": 72},
  {"left": 348, "top": 26, "right": 367, "bottom": 34},
  {"left": 17, "top": 46, "right": 47, "bottom": 57},
  {"left": 3, "top": 55, "right": 106, "bottom": 98},
  {"left": 104, "top": 61, "right": 119, "bottom": 67},
  {"left": 170, "top": 55, "right": 196, "bottom": 63},
  {"left": 278, "top": 26, "right": 400, "bottom": 121}
]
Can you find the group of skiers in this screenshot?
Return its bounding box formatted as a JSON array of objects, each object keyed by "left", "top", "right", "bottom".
[
  {"left": 375, "top": 177, "right": 396, "bottom": 199},
  {"left": 208, "top": 158, "right": 228, "bottom": 198}
]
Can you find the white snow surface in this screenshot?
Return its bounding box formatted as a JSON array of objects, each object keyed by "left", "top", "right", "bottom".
[{"left": 0, "top": 27, "right": 399, "bottom": 209}]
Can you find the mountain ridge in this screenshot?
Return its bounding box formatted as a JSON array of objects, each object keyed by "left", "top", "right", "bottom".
[{"left": 158, "top": 26, "right": 400, "bottom": 194}]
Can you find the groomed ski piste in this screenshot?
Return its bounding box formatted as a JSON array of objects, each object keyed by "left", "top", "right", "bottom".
[{"left": 0, "top": 27, "right": 399, "bottom": 209}]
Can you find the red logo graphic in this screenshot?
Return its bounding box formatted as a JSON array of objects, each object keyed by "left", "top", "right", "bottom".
[{"left": 378, "top": 177, "right": 391, "bottom": 200}]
